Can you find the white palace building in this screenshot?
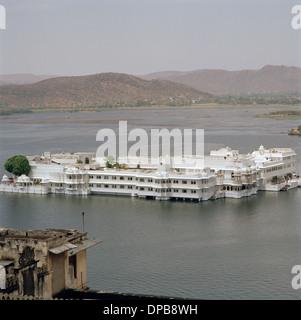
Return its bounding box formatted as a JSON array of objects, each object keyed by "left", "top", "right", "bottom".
[{"left": 0, "top": 146, "right": 299, "bottom": 201}]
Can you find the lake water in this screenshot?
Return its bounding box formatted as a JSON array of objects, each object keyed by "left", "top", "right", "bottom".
[{"left": 1, "top": 106, "right": 301, "bottom": 299}]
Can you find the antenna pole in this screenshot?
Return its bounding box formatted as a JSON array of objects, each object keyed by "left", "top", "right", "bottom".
[{"left": 82, "top": 211, "right": 85, "bottom": 233}]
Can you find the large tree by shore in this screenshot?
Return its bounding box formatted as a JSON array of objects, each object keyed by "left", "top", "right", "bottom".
[{"left": 4, "top": 155, "right": 30, "bottom": 176}]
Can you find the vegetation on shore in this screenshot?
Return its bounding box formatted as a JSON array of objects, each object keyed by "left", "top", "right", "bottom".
[
  {"left": 4, "top": 155, "right": 31, "bottom": 176},
  {"left": 212, "top": 93, "right": 301, "bottom": 106},
  {"left": 0, "top": 107, "right": 33, "bottom": 116},
  {"left": 1, "top": 98, "right": 301, "bottom": 116},
  {"left": 258, "top": 110, "right": 301, "bottom": 120}
]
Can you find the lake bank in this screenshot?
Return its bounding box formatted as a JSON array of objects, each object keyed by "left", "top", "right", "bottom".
[{"left": 1, "top": 103, "right": 301, "bottom": 117}]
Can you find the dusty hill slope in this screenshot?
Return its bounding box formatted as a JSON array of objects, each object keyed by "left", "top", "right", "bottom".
[
  {"left": 0, "top": 73, "right": 210, "bottom": 108},
  {"left": 142, "top": 65, "right": 301, "bottom": 95}
]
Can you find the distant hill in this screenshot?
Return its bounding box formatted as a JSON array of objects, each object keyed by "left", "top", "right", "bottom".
[
  {"left": 0, "top": 74, "right": 56, "bottom": 86},
  {"left": 140, "top": 70, "right": 192, "bottom": 80},
  {"left": 139, "top": 70, "right": 204, "bottom": 80},
  {"left": 0, "top": 73, "right": 211, "bottom": 109},
  {"left": 141, "top": 65, "right": 301, "bottom": 95}
]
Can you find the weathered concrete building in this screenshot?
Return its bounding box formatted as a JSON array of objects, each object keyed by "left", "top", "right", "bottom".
[{"left": 0, "top": 227, "right": 101, "bottom": 298}]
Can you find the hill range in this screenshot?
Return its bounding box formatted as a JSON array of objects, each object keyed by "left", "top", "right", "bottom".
[
  {"left": 0, "top": 73, "right": 210, "bottom": 109},
  {"left": 0, "top": 65, "right": 300, "bottom": 112},
  {"left": 140, "top": 65, "right": 301, "bottom": 95}
]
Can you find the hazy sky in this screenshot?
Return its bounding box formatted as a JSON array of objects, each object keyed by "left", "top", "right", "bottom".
[{"left": 0, "top": 0, "right": 300, "bottom": 76}]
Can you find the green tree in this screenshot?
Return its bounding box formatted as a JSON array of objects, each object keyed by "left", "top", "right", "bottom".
[
  {"left": 105, "top": 155, "right": 115, "bottom": 168},
  {"left": 298, "top": 125, "right": 301, "bottom": 132},
  {"left": 4, "top": 155, "right": 30, "bottom": 176},
  {"left": 105, "top": 161, "right": 113, "bottom": 168},
  {"left": 113, "top": 162, "right": 121, "bottom": 169},
  {"left": 285, "top": 173, "right": 293, "bottom": 179},
  {"left": 271, "top": 176, "right": 279, "bottom": 184}
]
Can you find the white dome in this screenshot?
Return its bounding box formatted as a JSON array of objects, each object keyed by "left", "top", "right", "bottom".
[
  {"left": 66, "top": 167, "right": 79, "bottom": 174},
  {"left": 201, "top": 171, "right": 208, "bottom": 177},
  {"left": 1, "top": 175, "right": 9, "bottom": 182},
  {"left": 17, "top": 174, "right": 30, "bottom": 183}
]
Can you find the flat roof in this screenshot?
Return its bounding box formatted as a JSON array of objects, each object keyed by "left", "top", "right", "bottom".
[
  {"left": 68, "top": 238, "right": 102, "bottom": 257},
  {"left": 0, "top": 228, "right": 84, "bottom": 242},
  {"left": 49, "top": 242, "right": 77, "bottom": 255}
]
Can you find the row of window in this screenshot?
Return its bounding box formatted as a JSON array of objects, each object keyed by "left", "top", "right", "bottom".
[
  {"left": 90, "top": 184, "right": 134, "bottom": 189},
  {"left": 264, "top": 165, "right": 284, "bottom": 173},
  {"left": 90, "top": 175, "right": 132, "bottom": 180},
  {"left": 89, "top": 184, "right": 208, "bottom": 193},
  {"left": 89, "top": 175, "right": 208, "bottom": 184},
  {"left": 223, "top": 184, "right": 255, "bottom": 191},
  {"left": 49, "top": 183, "right": 82, "bottom": 189},
  {"left": 68, "top": 175, "right": 83, "bottom": 179}
]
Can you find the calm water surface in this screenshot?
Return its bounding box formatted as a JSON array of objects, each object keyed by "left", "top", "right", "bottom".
[{"left": 1, "top": 106, "right": 301, "bottom": 299}]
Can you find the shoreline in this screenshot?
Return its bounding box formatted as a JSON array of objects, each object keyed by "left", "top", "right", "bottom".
[{"left": 1, "top": 103, "right": 301, "bottom": 117}]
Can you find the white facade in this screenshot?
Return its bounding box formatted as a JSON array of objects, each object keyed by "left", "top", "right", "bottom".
[
  {"left": 88, "top": 166, "right": 216, "bottom": 201},
  {"left": 0, "top": 146, "right": 298, "bottom": 201},
  {"left": 252, "top": 146, "right": 297, "bottom": 190}
]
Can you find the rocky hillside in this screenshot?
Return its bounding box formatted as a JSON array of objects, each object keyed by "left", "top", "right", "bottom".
[
  {"left": 141, "top": 65, "right": 301, "bottom": 95},
  {"left": 0, "top": 73, "right": 210, "bottom": 109}
]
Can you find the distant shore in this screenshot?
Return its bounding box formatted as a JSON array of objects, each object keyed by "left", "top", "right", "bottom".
[{"left": 1, "top": 103, "right": 301, "bottom": 117}]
